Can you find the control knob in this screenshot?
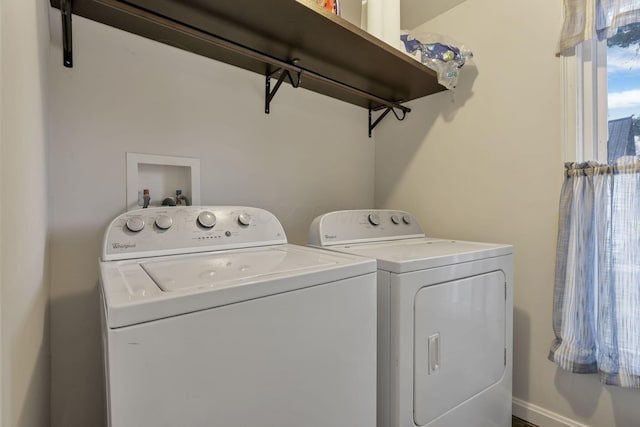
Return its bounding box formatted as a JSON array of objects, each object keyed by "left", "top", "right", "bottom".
[
  {"left": 125, "top": 216, "right": 145, "bottom": 232},
  {"left": 368, "top": 213, "right": 380, "bottom": 226},
  {"left": 402, "top": 215, "right": 412, "bottom": 225},
  {"left": 390, "top": 215, "right": 400, "bottom": 225},
  {"left": 197, "top": 211, "right": 216, "bottom": 228},
  {"left": 155, "top": 214, "right": 173, "bottom": 230},
  {"left": 238, "top": 213, "right": 251, "bottom": 226}
]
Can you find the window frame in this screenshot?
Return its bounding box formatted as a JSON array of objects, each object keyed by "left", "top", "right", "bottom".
[{"left": 563, "top": 38, "right": 609, "bottom": 163}]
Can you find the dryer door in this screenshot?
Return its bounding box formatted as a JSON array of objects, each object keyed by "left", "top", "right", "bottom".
[{"left": 413, "top": 271, "right": 506, "bottom": 425}]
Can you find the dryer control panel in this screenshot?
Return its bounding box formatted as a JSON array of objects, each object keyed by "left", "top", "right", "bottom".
[
  {"left": 308, "top": 209, "right": 425, "bottom": 246},
  {"left": 102, "top": 206, "right": 287, "bottom": 261}
]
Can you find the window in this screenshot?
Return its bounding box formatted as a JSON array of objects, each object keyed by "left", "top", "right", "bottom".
[
  {"left": 606, "top": 23, "right": 640, "bottom": 161},
  {"left": 566, "top": 22, "right": 640, "bottom": 163}
]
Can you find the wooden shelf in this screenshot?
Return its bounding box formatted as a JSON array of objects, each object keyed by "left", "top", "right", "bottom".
[{"left": 51, "top": 0, "right": 446, "bottom": 112}]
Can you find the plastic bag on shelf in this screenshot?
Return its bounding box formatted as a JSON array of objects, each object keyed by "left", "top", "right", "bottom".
[{"left": 400, "top": 32, "right": 473, "bottom": 90}]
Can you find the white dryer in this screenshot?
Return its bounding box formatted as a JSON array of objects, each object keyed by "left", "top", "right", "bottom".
[
  {"left": 99, "top": 206, "right": 377, "bottom": 427},
  {"left": 309, "top": 209, "right": 513, "bottom": 427}
]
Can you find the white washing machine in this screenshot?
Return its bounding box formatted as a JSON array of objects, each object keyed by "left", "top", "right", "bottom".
[
  {"left": 99, "top": 206, "right": 377, "bottom": 427},
  {"left": 308, "top": 209, "right": 513, "bottom": 427}
]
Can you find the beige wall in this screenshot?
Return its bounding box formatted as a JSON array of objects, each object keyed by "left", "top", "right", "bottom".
[
  {"left": 46, "top": 12, "right": 375, "bottom": 427},
  {"left": 1, "top": 0, "right": 51, "bottom": 426},
  {"left": 375, "top": 0, "right": 640, "bottom": 426}
]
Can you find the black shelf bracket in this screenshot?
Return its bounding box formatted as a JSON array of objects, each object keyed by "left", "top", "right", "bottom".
[
  {"left": 369, "top": 105, "right": 408, "bottom": 138},
  {"left": 60, "top": 0, "right": 73, "bottom": 67},
  {"left": 265, "top": 62, "right": 303, "bottom": 114}
]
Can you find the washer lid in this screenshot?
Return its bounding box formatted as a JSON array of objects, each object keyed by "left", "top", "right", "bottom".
[
  {"left": 141, "top": 247, "right": 335, "bottom": 292},
  {"left": 330, "top": 238, "right": 513, "bottom": 273},
  {"left": 100, "top": 244, "right": 375, "bottom": 328}
]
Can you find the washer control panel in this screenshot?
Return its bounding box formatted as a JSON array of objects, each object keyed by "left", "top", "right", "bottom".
[
  {"left": 308, "top": 209, "right": 425, "bottom": 247},
  {"left": 102, "top": 206, "right": 287, "bottom": 261}
]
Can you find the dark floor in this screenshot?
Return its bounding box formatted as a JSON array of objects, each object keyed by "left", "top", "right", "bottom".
[{"left": 513, "top": 416, "right": 538, "bottom": 427}]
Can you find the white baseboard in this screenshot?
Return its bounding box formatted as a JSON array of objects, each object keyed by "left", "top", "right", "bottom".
[{"left": 513, "top": 398, "right": 590, "bottom": 427}]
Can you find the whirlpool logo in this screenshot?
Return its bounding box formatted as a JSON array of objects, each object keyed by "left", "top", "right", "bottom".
[
  {"left": 112, "top": 242, "right": 136, "bottom": 250},
  {"left": 324, "top": 234, "right": 337, "bottom": 239}
]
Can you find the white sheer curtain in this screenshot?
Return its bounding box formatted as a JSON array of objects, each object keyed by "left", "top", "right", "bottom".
[
  {"left": 549, "top": 160, "right": 640, "bottom": 387},
  {"left": 558, "top": 0, "right": 597, "bottom": 53},
  {"left": 558, "top": 0, "right": 640, "bottom": 54}
]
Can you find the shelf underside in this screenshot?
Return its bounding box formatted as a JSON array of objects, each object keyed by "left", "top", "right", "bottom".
[{"left": 50, "top": 0, "right": 446, "bottom": 110}]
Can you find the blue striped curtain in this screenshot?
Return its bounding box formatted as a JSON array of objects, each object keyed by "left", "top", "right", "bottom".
[
  {"left": 597, "top": 0, "right": 640, "bottom": 39},
  {"left": 549, "top": 160, "right": 640, "bottom": 388},
  {"left": 558, "top": 0, "right": 640, "bottom": 53}
]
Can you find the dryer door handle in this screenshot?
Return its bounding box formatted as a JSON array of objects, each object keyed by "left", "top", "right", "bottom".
[{"left": 428, "top": 333, "right": 440, "bottom": 374}]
